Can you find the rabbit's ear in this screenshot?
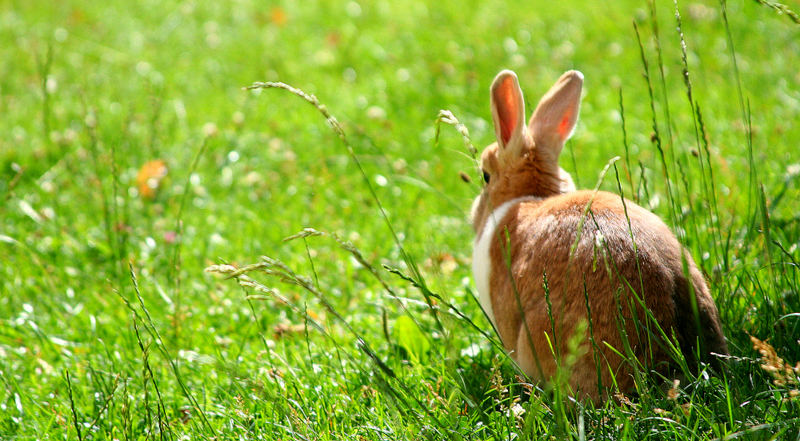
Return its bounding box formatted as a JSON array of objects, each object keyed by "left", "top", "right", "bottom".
[
  {"left": 490, "top": 70, "right": 527, "bottom": 157},
  {"left": 529, "top": 70, "right": 583, "bottom": 163}
]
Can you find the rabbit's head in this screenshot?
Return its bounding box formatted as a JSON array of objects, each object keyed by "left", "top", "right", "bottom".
[{"left": 471, "top": 70, "right": 583, "bottom": 237}]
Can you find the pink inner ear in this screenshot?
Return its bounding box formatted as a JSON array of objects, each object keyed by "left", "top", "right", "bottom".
[
  {"left": 557, "top": 109, "right": 574, "bottom": 139},
  {"left": 496, "top": 77, "right": 518, "bottom": 145},
  {"left": 499, "top": 99, "right": 515, "bottom": 144}
]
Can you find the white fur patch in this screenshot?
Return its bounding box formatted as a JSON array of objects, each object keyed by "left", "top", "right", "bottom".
[{"left": 473, "top": 197, "right": 540, "bottom": 329}]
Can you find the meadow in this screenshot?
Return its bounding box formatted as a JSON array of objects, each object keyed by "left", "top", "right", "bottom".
[{"left": 1, "top": 0, "right": 799, "bottom": 439}]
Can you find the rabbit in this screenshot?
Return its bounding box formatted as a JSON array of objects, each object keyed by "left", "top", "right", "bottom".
[{"left": 471, "top": 69, "right": 728, "bottom": 402}]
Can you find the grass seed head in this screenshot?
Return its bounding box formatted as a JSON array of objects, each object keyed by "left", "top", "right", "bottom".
[{"left": 751, "top": 335, "right": 800, "bottom": 399}]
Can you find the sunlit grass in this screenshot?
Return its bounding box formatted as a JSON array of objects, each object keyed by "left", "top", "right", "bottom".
[{"left": 1, "top": 0, "right": 799, "bottom": 439}]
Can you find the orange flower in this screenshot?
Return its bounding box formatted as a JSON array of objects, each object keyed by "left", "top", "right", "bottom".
[
  {"left": 270, "top": 7, "right": 287, "bottom": 26},
  {"left": 136, "top": 160, "right": 168, "bottom": 199}
]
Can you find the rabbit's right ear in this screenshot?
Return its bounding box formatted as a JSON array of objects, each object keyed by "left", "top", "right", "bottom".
[{"left": 490, "top": 70, "right": 527, "bottom": 158}]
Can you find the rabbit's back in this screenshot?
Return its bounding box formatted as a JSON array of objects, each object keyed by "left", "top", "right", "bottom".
[{"left": 486, "top": 190, "right": 726, "bottom": 399}]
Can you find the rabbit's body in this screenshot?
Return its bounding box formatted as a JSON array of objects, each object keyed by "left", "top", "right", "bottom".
[
  {"left": 474, "top": 190, "right": 727, "bottom": 400},
  {"left": 471, "top": 70, "right": 727, "bottom": 401}
]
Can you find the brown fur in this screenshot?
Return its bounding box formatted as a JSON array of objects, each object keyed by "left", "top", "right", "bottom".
[
  {"left": 486, "top": 191, "right": 727, "bottom": 401},
  {"left": 472, "top": 70, "right": 728, "bottom": 402}
]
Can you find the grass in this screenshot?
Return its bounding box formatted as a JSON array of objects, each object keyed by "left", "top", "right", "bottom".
[{"left": 1, "top": 0, "right": 799, "bottom": 439}]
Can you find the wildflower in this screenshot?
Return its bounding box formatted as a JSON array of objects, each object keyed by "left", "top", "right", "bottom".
[{"left": 136, "top": 160, "right": 168, "bottom": 199}]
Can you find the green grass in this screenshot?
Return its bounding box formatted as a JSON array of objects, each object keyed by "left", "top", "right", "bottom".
[{"left": 1, "top": 0, "right": 799, "bottom": 439}]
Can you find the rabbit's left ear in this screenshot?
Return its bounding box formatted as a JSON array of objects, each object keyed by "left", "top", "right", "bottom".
[
  {"left": 529, "top": 70, "right": 583, "bottom": 163},
  {"left": 490, "top": 70, "right": 527, "bottom": 158}
]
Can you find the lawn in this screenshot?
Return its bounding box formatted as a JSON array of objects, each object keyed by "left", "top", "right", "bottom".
[{"left": 1, "top": 0, "right": 799, "bottom": 439}]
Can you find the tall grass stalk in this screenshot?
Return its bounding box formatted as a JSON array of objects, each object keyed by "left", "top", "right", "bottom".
[
  {"left": 120, "top": 264, "right": 214, "bottom": 432},
  {"left": 168, "top": 134, "right": 212, "bottom": 343},
  {"left": 632, "top": 21, "right": 680, "bottom": 233}
]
